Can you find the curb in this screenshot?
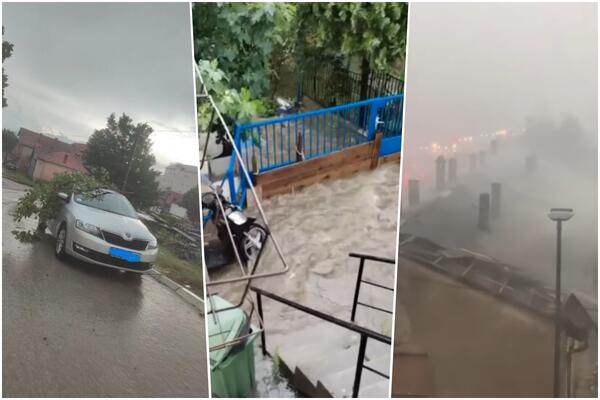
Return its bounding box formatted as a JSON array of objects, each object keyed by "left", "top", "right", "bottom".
[{"left": 149, "top": 270, "right": 205, "bottom": 314}]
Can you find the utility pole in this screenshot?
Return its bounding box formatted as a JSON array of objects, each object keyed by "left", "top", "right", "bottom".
[
  {"left": 121, "top": 126, "right": 144, "bottom": 192},
  {"left": 548, "top": 208, "right": 574, "bottom": 398},
  {"left": 553, "top": 219, "right": 563, "bottom": 398}
]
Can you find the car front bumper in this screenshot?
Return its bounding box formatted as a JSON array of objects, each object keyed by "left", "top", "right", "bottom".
[{"left": 67, "top": 226, "right": 158, "bottom": 273}]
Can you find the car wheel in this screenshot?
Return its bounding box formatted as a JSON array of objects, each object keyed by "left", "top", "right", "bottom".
[{"left": 55, "top": 223, "right": 67, "bottom": 260}]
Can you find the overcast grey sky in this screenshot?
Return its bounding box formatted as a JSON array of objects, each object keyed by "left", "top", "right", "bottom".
[
  {"left": 2, "top": 2, "right": 198, "bottom": 171},
  {"left": 400, "top": 3, "right": 597, "bottom": 296},
  {"left": 404, "top": 2, "right": 597, "bottom": 148}
]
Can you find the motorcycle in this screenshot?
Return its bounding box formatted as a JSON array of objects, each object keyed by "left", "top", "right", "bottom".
[
  {"left": 275, "top": 97, "right": 300, "bottom": 116},
  {"left": 202, "top": 190, "right": 267, "bottom": 266}
]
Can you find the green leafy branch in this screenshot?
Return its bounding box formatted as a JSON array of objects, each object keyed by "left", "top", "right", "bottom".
[
  {"left": 11, "top": 172, "right": 104, "bottom": 242},
  {"left": 197, "top": 59, "right": 269, "bottom": 146}
]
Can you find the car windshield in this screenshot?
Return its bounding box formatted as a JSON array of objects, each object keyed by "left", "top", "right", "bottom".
[{"left": 74, "top": 190, "right": 138, "bottom": 219}]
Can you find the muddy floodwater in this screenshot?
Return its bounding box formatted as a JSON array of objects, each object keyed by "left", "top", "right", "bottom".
[
  {"left": 207, "top": 162, "right": 401, "bottom": 394},
  {"left": 209, "top": 162, "right": 400, "bottom": 326}
]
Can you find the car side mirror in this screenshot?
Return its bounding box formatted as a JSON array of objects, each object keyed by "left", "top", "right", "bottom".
[{"left": 57, "top": 192, "right": 69, "bottom": 202}]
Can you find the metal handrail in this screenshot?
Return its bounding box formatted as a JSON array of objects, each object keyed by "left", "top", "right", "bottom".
[
  {"left": 251, "top": 285, "right": 391, "bottom": 398},
  {"left": 349, "top": 253, "right": 396, "bottom": 323},
  {"left": 196, "top": 63, "right": 290, "bottom": 288},
  {"left": 252, "top": 286, "right": 391, "bottom": 344},
  {"left": 349, "top": 252, "right": 395, "bottom": 264},
  {"left": 207, "top": 295, "right": 266, "bottom": 352},
  {"left": 196, "top": 62, "right": 290, "bottom": 353}
]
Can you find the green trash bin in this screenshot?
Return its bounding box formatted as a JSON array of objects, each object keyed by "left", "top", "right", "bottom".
[{"left": 208, "top": 296, "right": 258, "bottom": 398}]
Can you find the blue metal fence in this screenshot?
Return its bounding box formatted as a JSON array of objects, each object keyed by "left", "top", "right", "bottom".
[
  {"left": 235, "top": 94, "right": 403, "bottom": 173},
  {"left": 224, "top": 94, "right": 403, "bottom": 206}
]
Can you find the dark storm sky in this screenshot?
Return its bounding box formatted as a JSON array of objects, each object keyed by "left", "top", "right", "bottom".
[{"left": 2, "top": 2, "right": 198, "bottom": 170}]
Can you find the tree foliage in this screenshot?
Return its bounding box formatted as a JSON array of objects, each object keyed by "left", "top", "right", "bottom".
[
  {"left": 296, "top": 3, "right": 408, "bottom": 74},
  {"left": 296, "top": 3, "right": 407, "bottom": 103},
  {"left": 194, "top": 3, "right": 408, "bottom": 152},
  {"left": 3, "top": 26, "right": 14, "bottom": 108},
  {"left": 11, "top": 172, "right": 101, "bottom": 242},
  {"left": 179, "top": 185, "right": 200, "bottom": 221},
  {"left": 198, "top": 60, "right": 268, "bottom": 128},
  {"left": 2, "top": 128, "right": 18, "bottom": 160},
  {"left": 83, "top": 113, "right": 160, "bottom": 209},
  {"left": 193, "top": 3, "right": 294, "bottom": 97},
  {"left": 197, "top": 59, "right": 270, "bottom": 156}
]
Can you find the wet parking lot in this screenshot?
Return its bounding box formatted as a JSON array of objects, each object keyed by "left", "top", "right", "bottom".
[{"left": 2, "top": 178, "right": 208, "bottom": 397}]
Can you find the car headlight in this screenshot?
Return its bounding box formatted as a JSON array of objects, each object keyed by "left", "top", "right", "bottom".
[
  {"left": 75, "top": 219, "right": 102, "bottom": 238},
  {"left": 147, "top": 239, "right": 158, "bottom": 250}
]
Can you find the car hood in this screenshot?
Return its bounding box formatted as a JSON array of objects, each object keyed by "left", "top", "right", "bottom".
[{"left": 73, "top": 203, "right": 155, "bottom": 241}]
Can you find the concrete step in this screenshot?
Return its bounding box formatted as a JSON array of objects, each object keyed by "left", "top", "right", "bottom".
[
  {"left": 270, "top": 319, "right": 355, "bottom": 354},
  {"left": 364, "top": 352, "right": 391, "bottom": 379},
  {"left": 318, "top": 365, "right": 357, "bottom": 397},
  {"left": 318, "top": 351, "right": 389, "bottom": 397},
  {"left": 272, "top": 322, "right": 354, "bottom": 369},
  {"left": 291, "top": 365, "right": 319, "bottom": 396},
  {"left": 360, "top": 353, "right": 392, "bottom": 398},
  {"left": 265, "top": 311, "right": 392, "bottom": 397},
  {"left": 269, "top": 320, "right": 348, "bottom": 351},
  {"left": 302, "top": 345, "right": 361, "bottom": 388},
  {"left": 359, "top": 380, "right": 390, "bottom": 398}
]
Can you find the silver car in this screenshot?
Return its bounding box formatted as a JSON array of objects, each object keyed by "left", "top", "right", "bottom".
[{"left": 49, "top": 189, "right": 158, "bottom": 273}]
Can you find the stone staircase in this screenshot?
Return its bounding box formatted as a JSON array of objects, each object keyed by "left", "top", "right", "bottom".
[{"left": 265, "top": 320, "right": 391, "bottom": 397}]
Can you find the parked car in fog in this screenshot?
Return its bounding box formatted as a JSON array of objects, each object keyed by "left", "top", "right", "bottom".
[{"left": 49, "top": 188, "right": 158, "bottom": 272}]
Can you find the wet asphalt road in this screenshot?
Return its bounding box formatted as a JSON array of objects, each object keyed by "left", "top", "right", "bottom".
[{"left": 2, "top": 178, "right": 208, "bottom": 397}]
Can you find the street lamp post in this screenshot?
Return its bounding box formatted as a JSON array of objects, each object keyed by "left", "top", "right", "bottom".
[{"left": 548, "top": 207, "right": 574, "bottom": 398}]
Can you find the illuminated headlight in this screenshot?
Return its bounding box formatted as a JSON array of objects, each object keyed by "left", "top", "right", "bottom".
[
  {"left": 75, "top": 219, "right": 102, "bottom": 238},
  {"left": 147, "top": 239, "right": 158, "bottom": 250}
]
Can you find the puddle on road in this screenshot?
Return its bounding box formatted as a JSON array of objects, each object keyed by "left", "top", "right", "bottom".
[{"left": 2, "top": 189, "right": 39, "bottom": 263}]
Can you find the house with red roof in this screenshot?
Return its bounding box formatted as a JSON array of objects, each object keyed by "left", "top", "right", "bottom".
[{"left": 10, "top": 128, "right": 89, "bottom": 181}]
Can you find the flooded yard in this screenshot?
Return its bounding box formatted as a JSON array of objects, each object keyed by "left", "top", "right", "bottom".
[
  {"left": 209, "top": 161, "right": 400, "bottom": 329},
  {"left": 206, "top": 162, "right": 400, "bottom": 395}
]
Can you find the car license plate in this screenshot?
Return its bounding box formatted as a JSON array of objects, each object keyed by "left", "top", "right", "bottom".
[{"left": 109, "top": 247, "right": 141, "bottom": 262}]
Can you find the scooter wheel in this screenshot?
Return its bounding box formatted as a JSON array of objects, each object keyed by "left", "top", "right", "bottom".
[{"left": 240, "top": 224, "right": 267, "bottom": 263}]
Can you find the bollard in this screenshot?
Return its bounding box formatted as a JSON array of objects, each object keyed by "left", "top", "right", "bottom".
[
  {"left": 479, "top": 150, "right": 486, "bottom": 165},
  {"left": 435, "top": 156, "right": 446, "bottom": 191},
  {"left": 491, "top": 182, "right": 501, "bottom": 218},
  {"left": 408, "top": 179, "right": 420, "bottom": 207},
  {"left": 478, "top": 193, "right": 490, "bottom": 231},
  {"left": 525, "top": 154, "right": 537, "bottom": 174},
  {"left": 490, "top": 139, "right": 498, "bottom": 155},
  {"left": 469, "top": 153, "right": 477, "bottom": 172},
  {"left": 448, "top": 158, "right": 457, "bottom": 184}
]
